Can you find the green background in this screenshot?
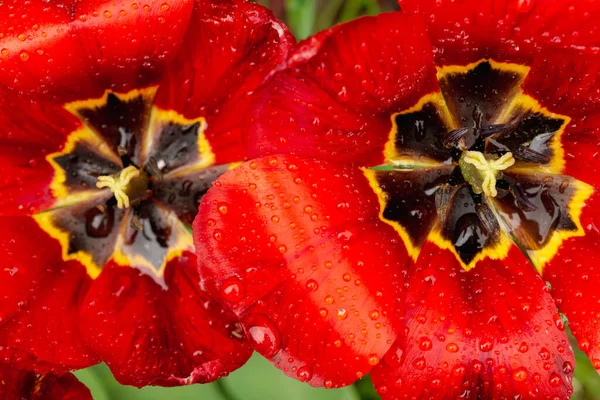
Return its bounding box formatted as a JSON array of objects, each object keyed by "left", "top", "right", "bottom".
[{"left": 75, "top": 1, "right": 600, "bottom": 398}]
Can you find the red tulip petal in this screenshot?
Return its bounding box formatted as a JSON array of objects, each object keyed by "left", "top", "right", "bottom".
[
  {"left": 246, "top": 13, "right": 438, "bottom": 166},
  {"left": 194, "top": 155, "right": 408, "bottom": 387},
  {"left": 0, "top": 96, "right": 83, "bottom": 216},
  {"left": 542, "top": 191, "right": 600, "bottom": 373},
  {"left": 523, "top": 49, "right": 600, "bottom": 124},
  {"left": 0, "top": 0, "right": 193, "bottom": 102},
  {"left": 0, "top": 217, "right": 97, "bottom": 371},
  {"left": 153, "top": 0, "right": 294, "bottom": 165},
  {"left": 399, "top": 0, "right": 600, "bottom": 65},
  {"left": 521, "top": 48, "right": 600, "bottom": 188},
  {"left": 0, "top": 365, "right": 91, "bottom": 400},
  {"left": 80, "top": 254, "right": 252, "bottom": 388},
  {"left": 371, "top": 242, "right": 574, "bottom": 399}
]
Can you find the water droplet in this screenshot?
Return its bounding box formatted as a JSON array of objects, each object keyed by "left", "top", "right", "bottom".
[
  {"left": 383, "top": 343, "right": 403, "bottom": 367},
  {"left": 297, "top": 366, "right": 313, "bottom": 382},
  {"left": 85, "top": 207, "right": 114, "bottom": 238},
  {"left": 19, "top": 51, "right": 29, "bottom": 61},
  {"left": 217, "top": 203, "right": 228, "bottom": 215},
  {"left": 306, "top": 279, "right": 318, "bottom": 291},
  {"left": 337, "top": 308, "right": 348, "bottom": 320},
  {"left": 369, "top": 310, "right": 380, "bottom": 320},
  {"left": 220, "top": 276, "right": 244, "bottom": 302},
  {"left": 479, "top": 339, "right": 494, "bottom": 352},
  {"left": 512, "top": 367, "right": 528, "bottom": 382},
  {"left": 160, "top": 2, "right": 170, "bottom": 11},
  {"left": 446, "top": 343, "right": 459, "bottom": 353},
  {"left": 549, "top": 372, "right": 562, "bottom": 387},
  {"left": 418, "top": 337, "right": 432, "bottom": 351},
  {"left": 413, "top": 357, "right": 426, "bottom": 370},
  {"left": 368, "top": 354, "right": 380, "bottom": 366},
  {"left": 562, "top": 361, "right": 573, "bottom": 374},
  {"left": 325, "top": 295, "right": 335, "bottom": 305},
  {"left": 247, "top": 315, "right": 281, "bottom": 358},
  {"left": 452, "top": 364, "right": 466, "bottom": 377},
  {"left": 518, "top": 342, "right": 529, "bottom": 353}
]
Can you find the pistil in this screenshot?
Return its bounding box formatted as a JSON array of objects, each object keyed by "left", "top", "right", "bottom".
[
  {"left": 459, "top": 151, "right": 515, "bottom": 197},
  {"left": 96, "top": 166, "right": 145, "bottom": 209}
]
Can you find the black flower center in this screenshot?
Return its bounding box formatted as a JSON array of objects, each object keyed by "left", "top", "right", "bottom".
[
  {"left": 366, "top": 60, "right": 593, "bottom": 270},
  {"left": 34, "top": 88, "right": 234, "bottom": 280}
]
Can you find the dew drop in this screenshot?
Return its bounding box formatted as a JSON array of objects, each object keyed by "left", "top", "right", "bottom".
[
  {"left": 446, "top": 343, "right": 459, "bottom": 353},
  {"left": 413, "top": 357, "right": 426, "bottom": 370},
  {"left": 337, "top": 308, "right": 348, "bottom": 320},
  {"left": 418, "top": 337, "right": 433, "bottom": 351},
  {"left": 247, "top": 315, "right": 281, "bottom": 358},
  {"left": 512, "top": 367, "right": 528, "bottom": 382},
  {"left": 297, "top": 366, "right": 313, "bottom": 382},
  {"left": 383, "top": 343, "right": 403, "bottom": 367},
  {"left": 85, "top": 207, "right": 114, "bottom": 238},
  {"left": 518, "top": 342, "right": 529, "bottom": 353},
  {"left": 368, "top": 354, "right": 380, "bottom": 366},
  {"left": 549, "top": 372, "right": 562, "bottom": 387},
  {"left": 306, "top": 279, "right": 318, "bottom": 291},
  {"left": 369, "top": 310, "right": 380, "bottom": 320},
  {"left": 479, "top": 339, "right": 494, "bottom": 352},
  {"left": 217, "top": 203, "right": 228, "bottom": 215},
  {"left": 220, "top": 276, "right": 244, "bottom": 302},
  {"left": 452, "top": 364, "right": 466, "bottom": 377}
]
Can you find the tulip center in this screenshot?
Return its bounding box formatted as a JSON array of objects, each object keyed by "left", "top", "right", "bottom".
[
  {"left": 34, "top": 87, "right": 237, "bottom": 280},
  {"left": 459, "top": 151, "right": 515, "bottom": 198},
  {"left": 367, "top": 59, "right": 594, "bottom": 271},
  {"left": 96, "top": 165, "right": 150, "bottom": 209}
]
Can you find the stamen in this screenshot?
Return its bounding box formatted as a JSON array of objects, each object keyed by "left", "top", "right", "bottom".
[
  {"left": 443, "top": 127, "right": 469, "bottom": 148},
  {"left": 96, "top": 166, "right": 141, "bottom": 209},
  {"left": 459, "top": 151, "right": 515, "bottom": 197}
]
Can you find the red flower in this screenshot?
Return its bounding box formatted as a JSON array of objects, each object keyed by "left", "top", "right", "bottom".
[
  {"left": 0, "top": 364, "right": 91, "bottom": 400},
  {"left": 194, "top": 1, "right": 600, "bottom": 398},
  {"left": 0, "top": 0, "right": 292, "bottom": 388}
]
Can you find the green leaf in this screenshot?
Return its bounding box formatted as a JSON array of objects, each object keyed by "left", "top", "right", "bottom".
[
  {"left": 222, "top": 353, "right": 361, "bottom": 400},
  {"left": 286, "top": 0, "right": 317, "bottom": 39},
  {"left": 75, "top": 364, "right": 228, "bottom": 400},
  {"left": 75, "top": 354, "right": 361, "bottom": 400},
  {"left": 573, "top": 346, "right": 600, "bottom": 400}
]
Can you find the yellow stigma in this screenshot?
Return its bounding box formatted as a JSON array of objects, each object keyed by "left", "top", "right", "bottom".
[
  {"left": 96, "top": 166, "right": 141, "bottom": 209},
  {"left": 459, "top": 151, "right": 515, "bottom": 197}
]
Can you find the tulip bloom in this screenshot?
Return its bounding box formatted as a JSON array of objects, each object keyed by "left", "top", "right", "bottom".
[
  {"left": 195, "top": 0, "right": 600, "bottom": 398},
  {"left": 0, "top": 0, "right": 292, "bottom": 387}
]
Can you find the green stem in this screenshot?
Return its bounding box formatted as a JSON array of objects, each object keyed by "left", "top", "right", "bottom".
[{"left": 214, "top": 379, "right": 239, "bottom": 400}]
